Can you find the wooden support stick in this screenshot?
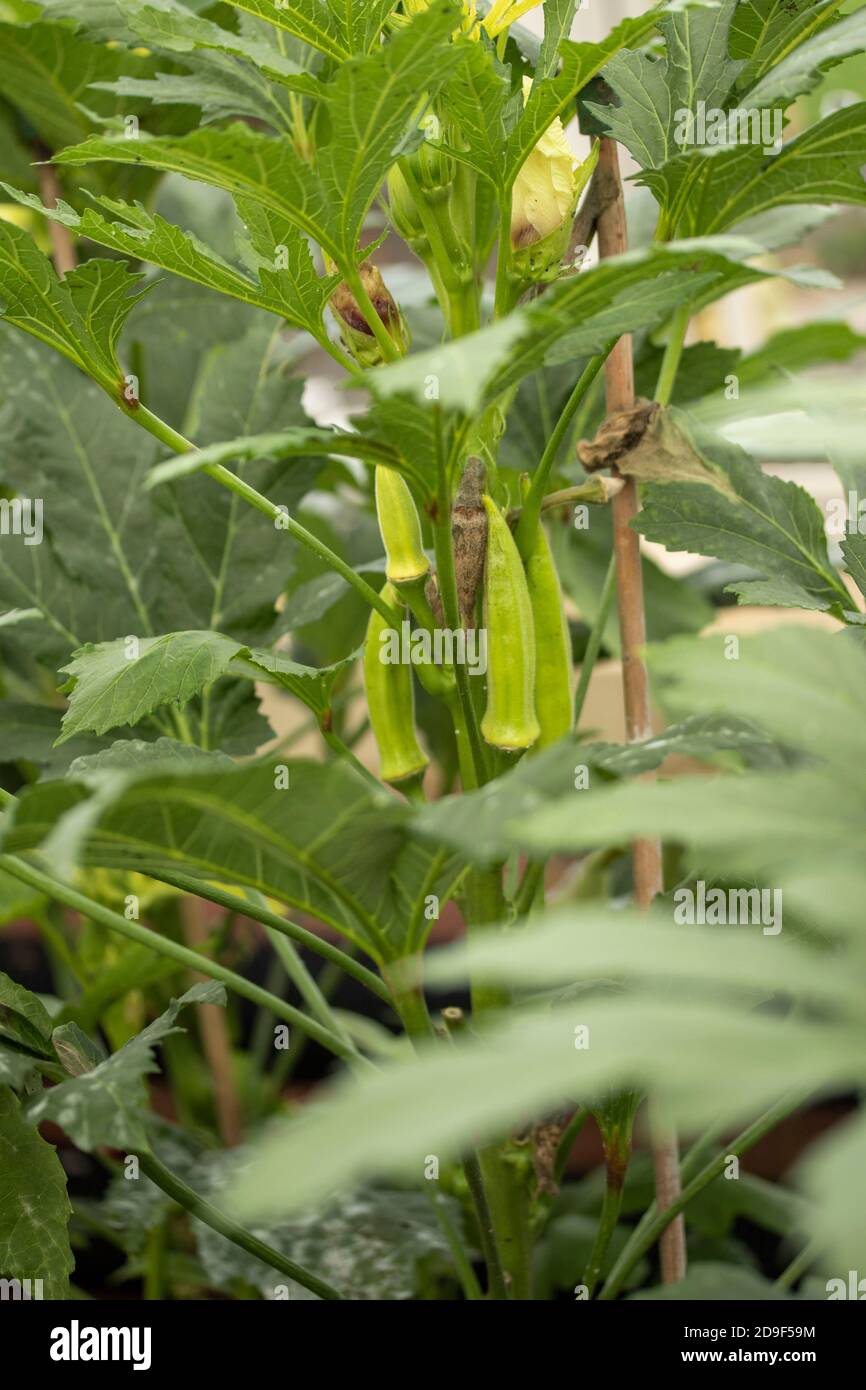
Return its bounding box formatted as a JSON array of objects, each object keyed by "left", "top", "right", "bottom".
[{"left": 594, "top": 136, "right": 686, "bottom": 1286}]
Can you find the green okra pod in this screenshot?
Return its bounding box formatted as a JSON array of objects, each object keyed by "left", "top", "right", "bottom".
[
  {"left": 364, "top": 582, "right": 429, "bottom": 786},
  {"left": 480, "top": 495, "right": 540, "bottom": 751}
]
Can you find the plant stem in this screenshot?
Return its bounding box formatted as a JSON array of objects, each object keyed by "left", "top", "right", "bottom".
[
  {"left": 599, "top": 1089, "right": 809, "bottom": 1300},
  {"left": 654, "top": 302, "right": 690, "bottom": 408},
  {"left": 583, "top": 1170, "right": 625, "bottom": 1299},
  {"left": 515, "top": 352, "right": 610, "bottom": 561},
  {"left": 0, "top": 854, "right": 368, "bottom": 1067},
  {"left": 573, "top": 549, "right": 617, "bottom": 729},
  {"left": 137, "top": 1150, "right": 342, "bottom": 1300},
  {"left": 493, "top": 198, "right": 515, "bottom": 318},
  {"left": 181, "top": 897, "right": 243, "bottom": 1147},
  {"left": 775, "top": 1239, "right": 818, "bottom": 1292},
  {"left": 429, "top": 1190, "right": 483, "bottom": 1300},
  {"left": 132, "top": 404, "right": 401, "bottom": 627},
  {"left": 463, "top": 1150, "right": 510, "bottom": 1300},
  {"left": 150, "top": 870, "right": 389, "bottom": 1001},
  {"left": 595, "top": 134, "right": 686, "bottom": 1286}
]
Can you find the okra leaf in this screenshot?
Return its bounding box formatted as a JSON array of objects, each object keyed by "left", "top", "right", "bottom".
[
  {"left": 38, "top": 0, "right": 320, "bottom": 84},
  {"left": 235, "top": 648, "right": 358, "bottom": 721},
  {"left": 742, "top": 7, "right": 866, "bottom": 109},
  {"left": 26, "top": 983, "right": 226, "bottom": 1151},
  {"left": 631, "top": 1264, "right": 794, "bottom": 1301},
  {"left": 410, "top": 715, "right": 786, "bottom": 866},
  {"left": 641, "top": 102, "right": 866, "bottom": 235},
  {"left": 424, "top": 904, "right": 853, "bottom": 1012},
  {"left": 222, "top": 0, "right": 400, "bottom": 60},
  {"left": 799, "top": 1111, "right": 866, "bottom": 1284},
  {"left": 841, "top": 536, "right": 866, "bottom": 610},
  {"left": 226, "top": 994, "right": 859, "bottom": 1224},
  {"left": 0, "top": 970, "right": 55, "bottom": 1058},
  {"left": 145, "top": 427, "right": 401, "bottom": 492},
  {"left": 0, "top": 223, "right": 149, "bottom": 398},
  {"left": 0, "top": 1085, "right": 73, "bottom": 1300},
  {"left": 583, "top": 0, "right": 746, "bottom": 172},
  {"left": 197, "top": 1182, "right": 461, "bottom": 1301},
  {"left": 538, "top": 0, "right": 580, "bottom": 82},
  {"left": 57, "top": 631, "right": 247, "bottom": 743},
  {"left": 730, "top": 0, "right": 852, "bottom": 88},
  {"left": 633, "top": 423, "right": 849, "bottom": 617},
  {"left": 2, "top": 760, "right": 415, "bottom": 956},
  {"left": 0, "top": 307, "right": 323, "bottom": 687},
  {"left": 0, "top": 18, "right": 145, "bottom": 153},
  {"left": 55, "top": 4, "right": 463, "bottom": 267},
  {"left": 0, "top": 186, "right": 339, "bottom": 345}
]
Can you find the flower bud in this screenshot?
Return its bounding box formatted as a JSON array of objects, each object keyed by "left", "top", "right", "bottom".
[{"left": 329, "top": 261, "right": 409, "bottom": 367}]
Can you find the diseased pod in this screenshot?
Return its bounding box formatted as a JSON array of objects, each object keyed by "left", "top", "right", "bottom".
[
  {"left": 480, "top": 495, "right": 540, "bottom": 751},
  {"left": 363, "top": 582, "right": 429, "bottom": 787}
]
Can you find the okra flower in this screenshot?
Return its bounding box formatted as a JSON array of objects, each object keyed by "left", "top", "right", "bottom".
[
  {"left": 402, "top": 0, "right": 540, "bottom": 40},
  {"left": 511, "top": 80, "right": 599, "bottom": 279}
]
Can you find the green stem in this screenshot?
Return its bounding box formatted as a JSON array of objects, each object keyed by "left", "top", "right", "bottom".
[
  {"left": 583, "top": 1170, "right": 625, "bottom": 1298},
  {"left": 132, "top": 405, "right": 401, "bottom": 627},
  {"left": 599, "top": 1089, "right": 809, "bottom": 1300},
  {"left": 775, "top": 1238, "right": 818, "bottom": 1292},
  {"left": 137, "top": 1150, "right": 342, "bottom": 1300},
  {"left": 463, "top": 1150, "right": 510, "bottom": 1300},
  {"left": 144, "top": 870, "right": 390, "bottom": 1002},
  {"left": 0, "top": 854, "right": 368, "bottom": 1067},
  {"left": 654, "top": 303, "right": 690, "bottom": 408},
  {"left": 143, "top": 1218, "right": 166, "bottom": 1301},
  {"left": 516, "top": 352, "right": 610, "bottom": 561},
  {"left": 573, "top": 549, "right": 617, "bottom": 729},
  {"left": 493, "top": 198, "right": 515, "bottom": 318},
  {"left": 429, "top": 1190, "right": 483, "bottom": 1300},
  {"left": 513, "top": 859, "right": 545, "bottom": 920}
]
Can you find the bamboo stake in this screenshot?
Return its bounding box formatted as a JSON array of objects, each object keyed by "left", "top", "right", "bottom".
[
  {"left": 35, "top": 157, "right": 77, "bottom": 277},
  {"left": 593, "top": 136, "right": 686, "bottom": 1286}
]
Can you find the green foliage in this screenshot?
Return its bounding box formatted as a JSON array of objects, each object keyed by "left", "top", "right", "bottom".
[{"left": 0, "top": 0, "right": 864, "bottom": 1306}]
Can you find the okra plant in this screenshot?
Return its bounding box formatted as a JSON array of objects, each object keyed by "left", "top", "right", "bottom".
[{"left": 1, "top": 0, "right": 866, "bottom": 1304}]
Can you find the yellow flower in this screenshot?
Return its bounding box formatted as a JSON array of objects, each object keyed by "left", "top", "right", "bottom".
[
  {"left": 511, "top": 79, "right": 579, "bottom": 248},
  {"left": 402, "top": 0, "right": 539, "bottom": 40}
]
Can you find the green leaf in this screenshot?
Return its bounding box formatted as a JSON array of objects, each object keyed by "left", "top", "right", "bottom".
[
  {"left": 2, "top": 759, "right": 433, "bottom": 957},
  {"left": 743, "top": 7, "right": 866, "bottom": 109},
  {"left": 226, "top": 995, "right": 857, "bottom": 1223},
  {"left": 56, "top": 5, "right": 463, "bottom": 267},
  {"left": 0, "top": 1085, "right": 73, "bottom": 1299},
  {"left": 26, "top": 983, "right": 225, "bottom": 1151},
  {"left": 223, "top": 0, "right": 400, "bottom": 61},
  {"left": 642, "top": 102, "right": 866, "bottom": 235},
  {"left": 584, "top": 0, "right": 745, "bottom": 171},
  {"left": 737, "top": 321, "right": 866, "bottom": 386},
  {"left": 1, "top": 185, "right": 339, "bottom": 345},
  {"left": 197, "top": 1183, "right": 459, "bottom": 1300},
  {"left": 145, "top": 426, "right": 400, "bottom": 491},
  {"left": 634, "top": 421, "right": 849, "bottom": 615},
  {"left": 631, "top": 1263, "right": 794, "bottom": 1300},
  {"left": 0, "top": 970, "right": 55, "bottom": 1057},
  {"left": 538, "top": 1, "right": 579, "bottom": 81},
  {"left": 730, "top": 0, "right": 850, "bottom": 85},
  {"left": 799, "top": 1112, "right": 866, "bottom": 1279},
  {"left": 235, "top": 647, "right": 359, "bottom": 721},
  {"left": 57, "top": 631, "right": 246, "bottom": 742},
  {"left": 0, "top": 18, "right": 141, "bottom": 151},
  {"left": 0, "top": 225, "right": 149, "bottom": 397},
  {"left": 0, "top": 307, "right": 323, "bottom": 688}
]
